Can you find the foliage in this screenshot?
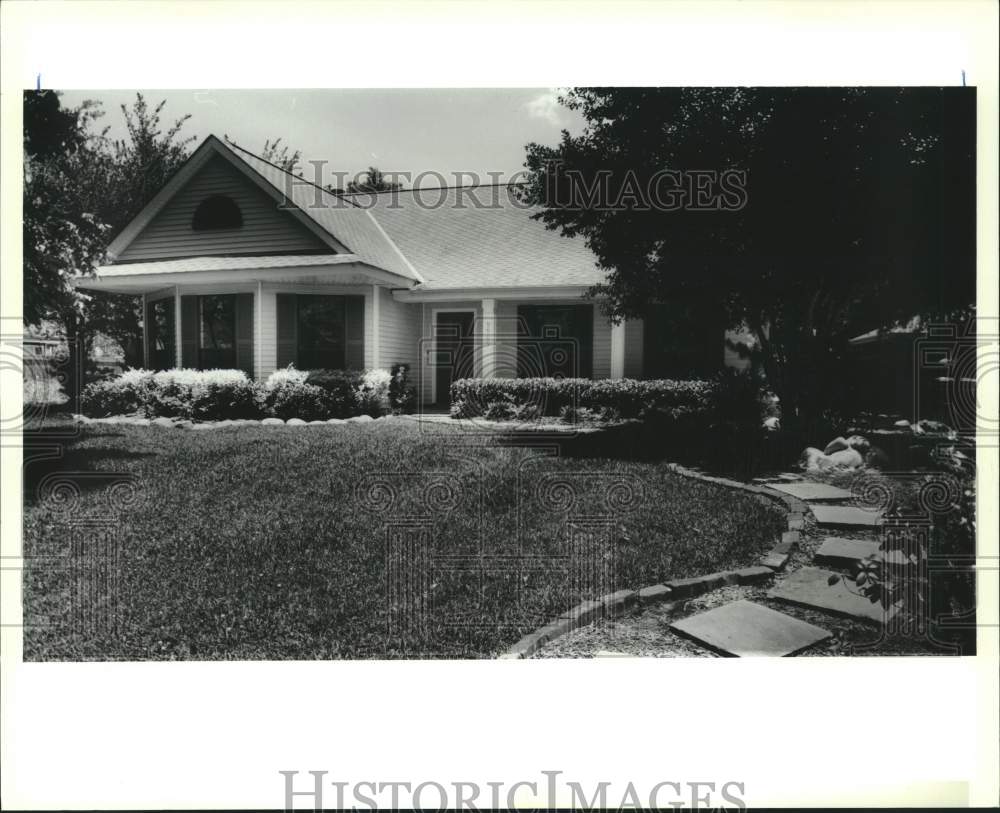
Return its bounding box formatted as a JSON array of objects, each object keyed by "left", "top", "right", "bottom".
[
  {"left": 23, "top": 417, "right": 786, "bottom": 659},
  {"left": 80, "top": 367, "right": 394, "bottom": 420},
  {"left": 264, "top": 365, "right": 310, "bottom": 388},
  {"left": 356, "top": 368, "right": 392, "bottom": 416},
  {"left": 450, "top": 376, "right": 720, "bottom": 420},
  {"left": 388, "top": 363, "right": 417, "bottom": 415},
  {"left": 347, "top": 166, "right": 402, "bottom": 194},
  {"left": 521, "top": 88, "right": 975, "bottom": 428},
  {"left": 258, "top": 137, "right": 301, "bottom": 173},
  {"left": 261, "top": 381, "right": 332, "bottom": 421},
  {"left": 24, "top": 91, "right": 195, "bottom": 402}
]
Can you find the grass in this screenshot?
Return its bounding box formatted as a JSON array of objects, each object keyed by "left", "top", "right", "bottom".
[{"left": 22, "top": 416, "right": 786, "bottom": 659}]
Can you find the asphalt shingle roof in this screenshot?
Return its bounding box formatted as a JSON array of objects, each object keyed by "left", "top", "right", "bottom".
[
  {"left": 222, "top": 141, "right": 423, "bottom": 284},
  {"left": 350, "top": 186, "right": 605, "bottom": 290}
]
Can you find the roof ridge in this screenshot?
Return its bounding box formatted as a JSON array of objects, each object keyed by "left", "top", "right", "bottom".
[
  {"left": 223, "top": 137, "right": 366, "bottom": 211},
  {"left": 222, "top": 139, "right": 525, "bottom": 198}
]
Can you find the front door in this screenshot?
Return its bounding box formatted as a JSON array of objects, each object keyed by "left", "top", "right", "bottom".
[{"left": 435, "top": 311, "right": 476, "bottom": 406}]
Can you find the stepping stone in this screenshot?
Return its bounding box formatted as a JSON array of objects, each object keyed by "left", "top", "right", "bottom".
[
  {"left": 670, "top": 600, "right": 831, "bottom": 657},
  {"left": 769, "top": 482, "right": 854, "bottom": 502},
  {"left": 810, "top": 505, "right": 882, "bottom": 529},
  {"left": 815, "top": 537, "right": 881, "bottom": 570},
  {"left": 768, "top": 567, "right": 899, "bottom": 623}
]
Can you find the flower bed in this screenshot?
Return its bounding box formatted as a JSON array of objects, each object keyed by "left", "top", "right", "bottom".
[{"left": 79, "top": 365, "right": 417, "bottom": 421}]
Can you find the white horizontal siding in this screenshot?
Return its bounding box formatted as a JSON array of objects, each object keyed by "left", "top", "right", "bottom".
[
  {"left": 378, "top": 287, "right": 421, "bottom": 372},
  {"left": 118, "top": 155, "right": 329, "bottom": 261}
]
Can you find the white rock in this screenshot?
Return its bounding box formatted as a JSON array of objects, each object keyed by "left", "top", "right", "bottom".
[
  {"left": 348, "top": 414, "right": 374, "bottom": 423},
  {"left": 286, "top": 418, "right": 307, "bottom": 426},
  {"left": 823, "top": 436, "right": 849, "bottom": 454},
  {"left": 261, "top": 418, "right": 285, "bottom": 426},
  {"left": 845, "top": 434, "right": 870, "bottom": 454},
  {"left": 327, "top": 418, "right": 346, "bottom": 425},
  {"left": 307, "top": 420, "right": 327, "bottom": 426},
  {"left": 827, "top": 448, "right": 864, "bottom": 469},
  {"left": 799, "top": 447, "right": 828, "bottom": 471}
]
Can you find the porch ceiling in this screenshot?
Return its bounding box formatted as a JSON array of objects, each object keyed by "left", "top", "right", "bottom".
[{"left": 74, "top": 254, "right": 416, "bottom": 294}]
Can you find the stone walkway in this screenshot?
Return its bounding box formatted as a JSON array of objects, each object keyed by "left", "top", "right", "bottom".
[{"left": 533, "top": 472, "right": 896, "bottom": 658}]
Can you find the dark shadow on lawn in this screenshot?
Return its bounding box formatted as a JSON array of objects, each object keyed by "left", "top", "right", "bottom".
[{"left": 22, "top": 435, "right": 157, "bottom": 509}]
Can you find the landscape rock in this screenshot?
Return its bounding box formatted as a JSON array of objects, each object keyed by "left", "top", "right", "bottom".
[
  {"left": 894, "top": 419, "right": 911, "bottom": 428},
  {"left": 286, "top": 418, "right": 307, "bottom": 426},
  {"left": 348, "top": 414, "right": 375, "bottom": 423},
  {"left": 823, "top": 436, "right": 849, "bottom": 455},
  {"left": 307, "top": 420, "right": 327, "bottom": 426},
  {"left": 845, "top": 434, "right": 871, "bottom": 454},
  {"left": 826, "top": 447, "right": 864, "bottom": 469},
  {"left": 261, "top": 418, "right": 285, "bottom": 426},
  {"left": 327, "top": 418, "right": 346, "bottom": 425},
  {"left": 670, "top": 600, "right": 831, "bottom": 657}
]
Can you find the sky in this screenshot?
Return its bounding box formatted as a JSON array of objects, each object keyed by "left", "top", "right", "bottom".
[{"left": 56, "top": 88, "right": 586, "bottom": 189}]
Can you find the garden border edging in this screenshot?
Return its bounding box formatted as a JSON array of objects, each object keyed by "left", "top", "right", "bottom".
[{"left": 499, "top": 463, "right": 810, "bottom": 659}]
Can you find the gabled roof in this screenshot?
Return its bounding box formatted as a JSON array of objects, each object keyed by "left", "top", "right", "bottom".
[
  {"left": 105, "top": 135, "right": 423, "bottom": 285},
  {"left": 345, "top": 186, "right": 604, "bottom": 291},
  {"left": 223, "top": 141, "right": 422, "bottom": 284},
  {"left": 101, "top": 135, "right": 604, "bottom": 293}
]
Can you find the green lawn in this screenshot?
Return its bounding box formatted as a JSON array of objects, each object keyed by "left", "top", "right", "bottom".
[{"left": 22, "top": 417, "right": 785, "bottom": 659}]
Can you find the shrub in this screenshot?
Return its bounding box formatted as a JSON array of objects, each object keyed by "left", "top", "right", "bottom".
[
  {"left": 450, "top": 377, "right": 718, "bottom": 421},
  {"left": 189, "top": 380, "right": 264, "bottom": 421},
  {"left": 388, "top": 363, "right": 417, "bottom": 414},
  {"left": 303, "top": 369, "right": 365, "bottom": 418},
  {"left": 80, "top": 371, "right": 152, "bottom": 417},
  {"left": 265, "top": 365, "right": 309, "bottom": 388},
  {"left": 356, "top": 368, "right": 391, "bottom": 417},
  {"left": 263, "top": 380, "right": 332, "bottom": 421}
]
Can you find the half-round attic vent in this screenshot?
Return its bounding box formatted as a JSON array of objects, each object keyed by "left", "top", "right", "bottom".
[{"left": 192, "top": 195, "right": 243, "bottom": 231}]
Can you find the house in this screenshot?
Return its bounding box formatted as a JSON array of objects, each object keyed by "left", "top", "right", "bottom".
[
  {"left": 23, "top": 321, "right": 125, "bottom": 369},
  {"left": 76, "top": 135, "right": 739, "bottom": 405}
]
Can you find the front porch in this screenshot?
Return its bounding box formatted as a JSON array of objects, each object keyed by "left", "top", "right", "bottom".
[{"left": 78, "top": 265, "right": 638, "bottom": 406}]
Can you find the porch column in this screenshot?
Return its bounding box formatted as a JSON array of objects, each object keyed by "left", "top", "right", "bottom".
[
  {"left": 142, "top": 293, "right": 149, "bottom": 368},
  {"left": 480, "top": 298, "right": 497, "bottom": 378},
  {"left": 173, "top": 286, "right": 182, "bottom": 368},
  {"left": 371, "top": 284, "right": 381, "bottom": 369},
  {"left": 610, "top": 318, "right": 626, "bottom": 379}
]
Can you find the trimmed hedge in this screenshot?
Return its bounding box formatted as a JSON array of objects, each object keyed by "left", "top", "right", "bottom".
[
  {"left": 79, "top": 366, "right": 396, "bottom": 421},
  {"left": 450, "top": 377, "right": 720, "bottom": 421}
]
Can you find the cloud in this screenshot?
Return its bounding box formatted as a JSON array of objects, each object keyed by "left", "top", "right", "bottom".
[{"left": 524, "top": 89, "right": 564, "bottom": 125}]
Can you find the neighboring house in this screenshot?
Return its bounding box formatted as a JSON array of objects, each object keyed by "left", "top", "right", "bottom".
[
  {"left": 76, "top": 135, "right": 740, "bottom": 405},
  {"left": 23, "top": 321, "right": 124, "bottom": 369}
]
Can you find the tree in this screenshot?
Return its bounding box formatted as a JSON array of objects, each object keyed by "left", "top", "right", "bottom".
[
  {"left": 258, "top": 137, "right": 301, "bottom": 173},
  {"left": 522, "top": 88, "right": 975, "bottom": 430},
  {"left": 347, "top": 166, "right": 401, "bottom": 194},
  {"left": 23, "top": 92, "right": 195, "bottom": 402}
]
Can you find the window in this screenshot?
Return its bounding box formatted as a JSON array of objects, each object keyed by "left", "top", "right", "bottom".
[
  {"left": 199, "top": 295, "right": 236, "bottom": 369},
  {"left": 516, "top": 304, "right": 593, "bottom": 378},
  {"left": 297, "top": 295, "right": 347, "bottom": 370},
  {"left": 192, "top": 195, "right": 243, "bottom": 231}
]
